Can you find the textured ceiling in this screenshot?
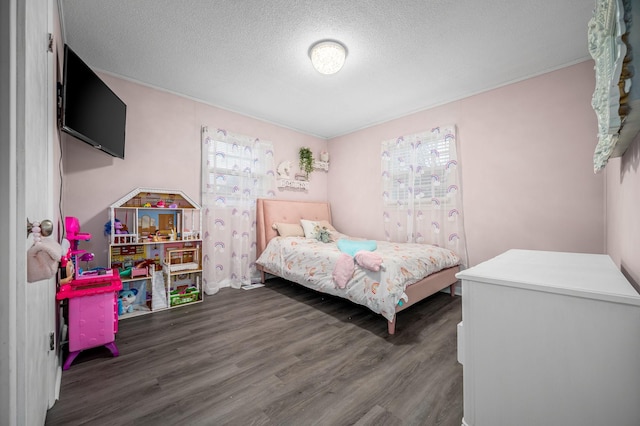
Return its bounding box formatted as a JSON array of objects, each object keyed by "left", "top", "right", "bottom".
[{"left": 59, "top": 0, "right": 595, "bottom": 139}]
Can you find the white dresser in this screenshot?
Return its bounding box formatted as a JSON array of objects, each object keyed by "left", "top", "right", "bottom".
[{"left": 456, "top": 249, "right": 640, "bottom": 426}]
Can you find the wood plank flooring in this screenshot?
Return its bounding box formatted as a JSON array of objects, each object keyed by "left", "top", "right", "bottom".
[{"left": 45, "top": 278, "right": 463, "bottom": 425}]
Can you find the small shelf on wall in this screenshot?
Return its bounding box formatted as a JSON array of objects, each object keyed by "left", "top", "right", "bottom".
[
  {"left": 277, "top": 178, "right": 309, "bottom": 191},
  {"left": 314, "top": 160, "right": 329, "bottom": 171}
]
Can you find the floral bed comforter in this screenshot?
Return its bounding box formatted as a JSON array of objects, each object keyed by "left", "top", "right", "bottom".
[{"left": 255, "top": 237, "right": 460, "bottom": 321}]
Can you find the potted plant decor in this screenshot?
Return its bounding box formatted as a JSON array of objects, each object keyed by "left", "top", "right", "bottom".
[{"left": 299, "top": 147, "right": 314, "bottom": 178}]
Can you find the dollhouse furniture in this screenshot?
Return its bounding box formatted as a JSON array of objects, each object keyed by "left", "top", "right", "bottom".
[
  {"left": 56, "top": 269, "right": 122, "bottom": 370},
  {"left": 107, "top": 188, "right": 203, "bottom": 318},
  {"left": 456, "top": 250, "right": 640, "bottom": 426}
]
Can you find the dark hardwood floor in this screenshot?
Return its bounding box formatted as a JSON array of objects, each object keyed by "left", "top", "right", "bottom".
[{"left": 46, "top": 278, "right": 463, "bottom": 426}]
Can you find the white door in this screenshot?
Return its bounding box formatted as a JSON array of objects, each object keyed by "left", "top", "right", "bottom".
[{"left": 1, "top": 0, "right": 58, "bottom": 424}]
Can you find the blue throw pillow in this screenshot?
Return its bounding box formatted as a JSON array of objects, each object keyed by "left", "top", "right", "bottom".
[{"left": 337, "top": 239, "right": 377, "bottom": 257}]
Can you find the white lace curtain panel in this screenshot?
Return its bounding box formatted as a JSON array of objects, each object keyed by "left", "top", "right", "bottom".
[
  {"left": 381, "top": 125, "right": 468, "bottom": 267},
  {"left": 201, "top": 126, "right": 276, "bottom": 294}
]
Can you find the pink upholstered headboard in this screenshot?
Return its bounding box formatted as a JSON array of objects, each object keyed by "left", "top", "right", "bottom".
[{"left": 256, "top": 198, "right": 332, "bottom": 265}]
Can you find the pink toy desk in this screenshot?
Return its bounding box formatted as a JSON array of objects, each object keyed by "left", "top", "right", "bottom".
[{"left": 56, "top": 269, "right": 122, "bottom": 370}]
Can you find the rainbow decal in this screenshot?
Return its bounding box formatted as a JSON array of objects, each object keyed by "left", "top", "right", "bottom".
[
  {"left": 231, "top": 273, "right": 238, "bottom": 280},
  {"left": 447, "top": 185, "right": 458, "bottom": 194},
  {"left": 243, "top": 167, "right": 251, "bottom": 174},
  {"left": 449, "top": 233, "right": 459, "bottom": 242},
  {"left": 448, "top": 209, "right": 459, "bottom": 217},
  {"left": 203, "top": 254, "right": 210, "bottom": 263},
  {"left": 265, "top": 149, "right": 274, "bottom": 157},
  {"left": 431, "top": 127, "right": 440, "bottom": 134},
  {"left": 381, "top": 171, "right": 390, "bottom": 179},
  {"left": 396, "top": 136, "right": 404, "bottom": 146},
  {"left": 241, "top": 253, "right": 249, "bottom": 260},
  {"left": 216, "top": 128, "right": 227, "bottom": 136},
  {"left": 382, "top": 191, "right": 389, "bottom": 201},
  {"left": 396, "top": 222, "right": 403, "bottom": 230},
  {"left": 215, "top": 264, "right": 224, "bottom": 271},
  {"left": 444, "top": 133, "right": 454, "bottom": 142},
  {"left": 266, "top": 170, "right": 275, "bottom": 176},
  {"left": 431, "top": 198, "right": 440, "bottom": 206},
  {"left": 243, "top": 188, "right": 251, "bottom": 196},
  {"left": 383, "top": 211, "right": 390, "bottom": 222},
  {"left": 215, "top": 196, "right": 226, "bottom": 206},
  {"left": 415, "top": 166, "right": 423, "bottom": 175},
  {"left": 431, "top": 174, "right": 440, "bottom": 183},
  {"left": 445, "top": 160, "right": 457, "bottom": 170},
  {"left": 406, "top": 209, "right": 412, "bottom": 217},
  {"left": 231, "top": 142, "right": 239, "bottom": 151},
  {"left": 416, "top": 210, "right": 424, "bottom": 220},
  {"left": 204, "top": 231, "right": 210, "bottom": 239},
  {"left": 267, "top": 190, "right": 276, "bottom": 197},
  {"left": 232, "top": 186, "right": 240, "bottom": 194},
  {"left": 381, "top": 150, "right": 390, "bottom": 159},
  {"left": 242, "top": 232, "right": 250, "bottom": 239},
  {"left": 214, "top": 218, "right": 225, "bottom": 229},
  {"left": 232, "top": 230, "right": 239, "bottom": 239},
  {"left": 242, "top": 210, "right": 251, "bottom": 219},
  {"left": 214, "top": 241, "right": 225, "bottom": 251},
  {"left": 215, "top": 151, "right": 226, "bottom": 159},
  {"left": 430, "top": 149, "right": 440, "bottom": 157},
  {"left": 231, "top": 251, "right": 237, "bottom": 259},
  {"left": 432, "top": 221, "right": 440, "bottom": 233},
  {"left": 204, "top": 136, "right": 212, "bottom": 144},
  {"left": 215, "top": 175, "right": 226, "bottom": 183},
  {"left": 251, "top": 241, "right": 257, "bottom": 248},
  {"left": 244, "top": 146, "right": 252, "bottom": 154}
]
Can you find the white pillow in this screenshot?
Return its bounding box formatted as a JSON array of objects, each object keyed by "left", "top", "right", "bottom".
[{"left": 300, "top": 219, "right": 318, "bottom": 239}]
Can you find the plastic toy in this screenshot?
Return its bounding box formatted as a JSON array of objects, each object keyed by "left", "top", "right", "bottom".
[
  {"left": 104, "top": 218, "right": 127, "bottom": 236},
  {"left": 156, "top": 200, "right": 166, "bottom": 208},
  {"left": 118, "top": 288, "right": 138, "bottom": 315}
]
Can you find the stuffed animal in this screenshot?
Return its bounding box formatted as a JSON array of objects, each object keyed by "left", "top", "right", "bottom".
[{"left": 118, "top": 288, "right": 138, "bottom": 315}]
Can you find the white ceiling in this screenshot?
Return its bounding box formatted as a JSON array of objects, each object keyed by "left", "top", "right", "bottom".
[{"left": 59, "top": 0, "right": 595, "bottom": 139}]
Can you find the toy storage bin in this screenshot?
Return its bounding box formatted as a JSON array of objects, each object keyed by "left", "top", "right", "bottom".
[
  {"left": 68, "top": 292, "right": 118, "bottom": 352},
  {"left": 56, "top": 270, "right": 122, "bottom": 370}
]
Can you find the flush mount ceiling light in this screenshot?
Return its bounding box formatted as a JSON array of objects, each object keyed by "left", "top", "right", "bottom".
[{"left": 309, "top": 40, "right": 347, "bottom": 75}]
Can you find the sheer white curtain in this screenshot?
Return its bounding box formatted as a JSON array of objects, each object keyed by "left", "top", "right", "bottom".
[
  {"left": 201, "top": 126, "right": 276, "bottom": 294},
  {"left": 381, "top": 125, "right": 468, "bottom": 267}
]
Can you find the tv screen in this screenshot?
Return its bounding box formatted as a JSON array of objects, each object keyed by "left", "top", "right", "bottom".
[{"left": 61, "top": 44, "right": 127, "bottom": 159}]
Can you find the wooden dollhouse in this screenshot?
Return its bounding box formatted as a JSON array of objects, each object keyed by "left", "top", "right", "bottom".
[{"left": 107, "top": 188, "right": 203, "bottom": 318}]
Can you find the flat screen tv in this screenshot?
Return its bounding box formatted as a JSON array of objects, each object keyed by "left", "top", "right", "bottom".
[{"left": 61, "top": 44, "right": 127, "bottom": 159}]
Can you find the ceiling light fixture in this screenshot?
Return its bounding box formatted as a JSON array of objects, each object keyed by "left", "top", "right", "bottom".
[{"left": 309, "top": 40, "right": 347, "bottom": 75}]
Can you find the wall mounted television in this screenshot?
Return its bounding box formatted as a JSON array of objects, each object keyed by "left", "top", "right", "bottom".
[{"left": 61, "top": 44, "right": 127, "bottom": 159}]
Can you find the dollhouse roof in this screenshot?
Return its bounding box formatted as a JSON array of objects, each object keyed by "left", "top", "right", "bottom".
[{"left": 110, "top": 187, "right": 201, "bottom": 209}]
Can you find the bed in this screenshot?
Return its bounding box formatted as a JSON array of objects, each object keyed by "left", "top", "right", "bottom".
[{"left": 255, "top": 198, "right": 461, "bottom": 334}]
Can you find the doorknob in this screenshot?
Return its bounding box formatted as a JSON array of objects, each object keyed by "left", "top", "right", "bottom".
[{"left": 27, "top": 218, "right": 53, "bottom": 238}]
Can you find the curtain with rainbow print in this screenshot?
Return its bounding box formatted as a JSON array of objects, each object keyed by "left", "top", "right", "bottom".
[
  {"left": 201, "top": 126, "right": 276, "bottom": 294},
  {"left": 381, "top": 125, "right": 468, "bottom": 267}
]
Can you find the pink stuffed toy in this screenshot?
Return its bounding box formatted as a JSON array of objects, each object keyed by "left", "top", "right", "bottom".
[
  {"left": 354, "top": 250, "right": 384, "bottom": 272},
  {"left": 333, "top": 253, "right": 354, "bottom": 289}
]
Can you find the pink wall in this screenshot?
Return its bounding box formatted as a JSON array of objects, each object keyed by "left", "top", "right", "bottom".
[
  {"left": 64, "top": 61, "right": 616, "bottom": 275},
  {"left": 63, "top": 74, "right": 327, "bottom": 267},
  {"left": 606, "top": 134, "right": 640, "bottom": 289},
  {"left": 327, "top": 62, "right": 605, "bottom": 267}
]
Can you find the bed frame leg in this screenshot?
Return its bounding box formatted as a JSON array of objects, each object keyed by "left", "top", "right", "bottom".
[
  {"left": 388, "top": 317, "right": 396, "bottom": 335},
  {"left": 449, "top": 283, "right": 456, "bottom": 297},
  {"left": 260, "top": 271, "right": 265, "bottom": 284}
]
